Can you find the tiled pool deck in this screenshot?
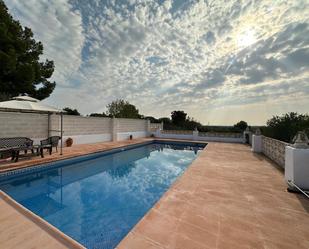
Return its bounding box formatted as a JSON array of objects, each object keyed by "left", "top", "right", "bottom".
[{"left": 1, "top": 139, "right": 309, "bottom": 249}]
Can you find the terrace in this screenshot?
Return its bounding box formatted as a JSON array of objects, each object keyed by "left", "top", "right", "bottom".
[
  {"left": 1, "top": 138, "right": 308, "bottom": 249},
  {"left": 1, "top": 1, "right": 309, "bottom": 248}
]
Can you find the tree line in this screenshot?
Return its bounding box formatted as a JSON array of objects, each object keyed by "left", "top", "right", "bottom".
[
  {"left": 0, "top": 1, "right": 55, "bottom": 101},
  {"left": 63, "top": 100, "right": 309, "bottom": 143},
  {"left": 63, "top": 99, "right": 141, "bottom": 119},
  {"left": 261, "top": 112, "right": 309, "bottom": 143}
]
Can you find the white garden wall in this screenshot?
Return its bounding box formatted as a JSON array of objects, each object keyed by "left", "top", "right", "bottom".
[
  {"left": 155, "top": 130, "right": 244, "bottom": 143},
  {"left": 0, "top": 111, "right": 48, "bottom": 144},
  {"left": 0, "top": 111, "right": 150, "bottom": 145},
  {"left": 117, "top": 131, "right": 148, "bottom": 141}
]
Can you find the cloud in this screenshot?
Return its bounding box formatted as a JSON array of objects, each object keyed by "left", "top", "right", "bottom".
[
  {"left": 225, "top": 22, "right": 309, "bottom": 84},
  {"left": 4, "top": 0, "right": 309, "bottom": 124},
  {"left": 5, "top": 0, "right": 85, "bottom": 86},
  {"left": 203, "top": 31, "right": 216, "bottom": 45}
]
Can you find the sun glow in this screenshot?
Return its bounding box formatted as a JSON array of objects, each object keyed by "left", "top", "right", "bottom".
[{"left": 237, "top": 29, "right": 257, "bottom": 48}]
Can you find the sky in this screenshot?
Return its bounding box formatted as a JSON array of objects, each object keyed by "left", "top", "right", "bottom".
[{"left": 5, "top": 0, "right": 309, "bottom": 125}]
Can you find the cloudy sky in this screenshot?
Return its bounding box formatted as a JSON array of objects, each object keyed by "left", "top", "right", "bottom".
[{"left": 5, "top": 0, "right": 309, "bottom": 125}]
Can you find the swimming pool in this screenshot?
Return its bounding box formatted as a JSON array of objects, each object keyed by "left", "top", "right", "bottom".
[{"left": 0, "top": 141, "right": 205, "bottom": 249}]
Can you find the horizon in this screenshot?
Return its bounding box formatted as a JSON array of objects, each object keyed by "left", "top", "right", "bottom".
[{"left": 5, "top": 0, "right": 309, "bottom": 126}]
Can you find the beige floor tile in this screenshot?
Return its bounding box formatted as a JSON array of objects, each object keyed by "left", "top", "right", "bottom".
[{"left": 1, "top": 140, "right": 308, "bottom": 249}]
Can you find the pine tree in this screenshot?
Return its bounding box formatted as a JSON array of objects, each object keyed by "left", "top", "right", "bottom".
[{"left": 0, "top": 0, "right": 56, "bottom": 100}]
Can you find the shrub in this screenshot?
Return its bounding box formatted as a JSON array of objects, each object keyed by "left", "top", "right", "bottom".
[{"left": 264, "top": 112, "right": 309, "bottom": 143}]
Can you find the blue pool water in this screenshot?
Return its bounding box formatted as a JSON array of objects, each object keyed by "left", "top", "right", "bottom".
[{"left": 0, "top": 141, "right": 205, "bottom": 249}]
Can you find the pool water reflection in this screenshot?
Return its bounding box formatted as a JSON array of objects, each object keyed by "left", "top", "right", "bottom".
[{"left": 0, "top": 142, "right": 205, "bottom": 249}]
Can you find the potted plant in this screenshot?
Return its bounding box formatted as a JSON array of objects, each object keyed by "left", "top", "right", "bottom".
[{"left": 66, "top": 137, "right": 73, "bottom": 147}]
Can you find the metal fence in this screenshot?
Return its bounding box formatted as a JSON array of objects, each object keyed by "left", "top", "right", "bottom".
[
  {"left": 199, "top": 132, "right": 242, "bottom": 138},
  {"left": 156, "top": 129, "right": 244, "bottom": 143},
  {"left": 161, "top": 130, "right": 193, "bottom": 135}
]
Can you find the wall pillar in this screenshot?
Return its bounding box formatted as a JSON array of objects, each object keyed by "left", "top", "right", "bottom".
[
  {"left": 193, "top": 128, "right": 199, "bottom": 141},
  {"left": 285, "top": 131, "right": 309, "bottom": 190},
  {"left": 243, "top": 127, "right": 252, "bottom": 144},
  {"left": 252, "top": 135, "right": 262, "bottom": 152},
  {"left": 252, "top": 128, "right": 262, "bottom": 152}
]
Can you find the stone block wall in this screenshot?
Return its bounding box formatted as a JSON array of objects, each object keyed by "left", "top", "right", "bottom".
[
  {"left": 50, "top": 115, "right": 112, "bottom": 136},
  {"left": 0, "top": 111, "right": 48, "bottom": 140},
  {"left": 261, "top": 136, "right": 290, "bottom": 168},
  {"left": 116, "top": 118, "right": 148, "bottom": 132},
  {"left": 0, "top": 112, "right": 150, "bottom": 145},
  {"left": 115, "top": 118, "right": 149, "bottom": 141}
]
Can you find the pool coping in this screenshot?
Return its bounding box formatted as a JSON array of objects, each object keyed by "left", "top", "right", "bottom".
[
  {"left": 0, "top": 138, "right": 208, "bottom": 249},
  {"left": 115, "top": 140, "right": 210, "bottom": 248},
  {"left": 0, "top": 190, "right": 86, "bottom": 249},
  {"left": 0, "top": 138, "right": 207, "bottom": 174},
  {"left": 0, "top": 140, "right": 153, "bottom": 180},
  {"left": 117, "top": 143, "right": 309, "bottom": 249},
  {"left": 0, "top": 139, "right": 152, "bottom": 173}
]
